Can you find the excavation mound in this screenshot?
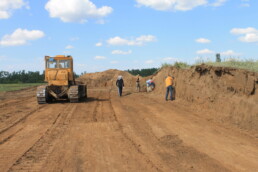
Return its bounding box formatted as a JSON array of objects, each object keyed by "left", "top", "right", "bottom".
[
  {"left": 79, "top": 65, "right": 258, "bottom": 132},
  {"left": 78, "top": 69, "right": 148, "bottom": 90},
  {"left": 152, "top": 65, "right": 258, "bottom": 132}
]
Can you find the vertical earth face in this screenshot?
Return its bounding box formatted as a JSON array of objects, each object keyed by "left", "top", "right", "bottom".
[{"left": 0, "top": 65, "right": 257, "bottom": 172}]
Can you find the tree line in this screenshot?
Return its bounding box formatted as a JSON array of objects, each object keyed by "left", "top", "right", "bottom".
[
  {"left": 0, "top": 70, "right": 45, "bottom": 83},
  {"left": 126, "top": 68, "right": 159, "bottom": 77},
  {"left": 0, "top": 68, "right": 158, "bottom": 84}
]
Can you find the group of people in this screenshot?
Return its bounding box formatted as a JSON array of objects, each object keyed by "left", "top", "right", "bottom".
[{"left": 116, "top": 74, "right": 175, "bottom": 101}]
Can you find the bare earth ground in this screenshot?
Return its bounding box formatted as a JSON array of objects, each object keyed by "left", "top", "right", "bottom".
[{"left": 0, "top": 87, "right": 257, "bottom": 172}]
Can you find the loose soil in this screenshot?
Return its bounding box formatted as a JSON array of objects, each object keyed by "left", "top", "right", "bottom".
[{"left": 0, "top": 65, "right": 257, "bottom": 172}]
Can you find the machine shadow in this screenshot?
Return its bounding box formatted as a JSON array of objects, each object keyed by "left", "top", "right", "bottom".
[{"left": 46, "top": 97, "right": 109, "bottom": 104}]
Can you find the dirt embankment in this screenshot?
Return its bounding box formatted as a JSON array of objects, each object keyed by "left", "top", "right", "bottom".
[
  {"left": 152, "top": 65, "right": 258, "bottom": 132},
  {"left": 78, "top": 69, "right": 149, "bottom": 90},
  {"left": 79, "top": 65, "right": 258, "bottom": 132}
]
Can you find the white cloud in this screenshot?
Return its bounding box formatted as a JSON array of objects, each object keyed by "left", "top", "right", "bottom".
[
  {"left": 230, "top": 27, "right": 258, "bottom": 43},
  {"left": 239, "top": 33, "right": 258, "bottom": 43},
  {"left": 107, "top": 35, "right": 156, "bottom": 46},
  {"left": 45, "top": 0, "right": 113, "bottom": 23},
  {"left": 230, "top": 27, "right": 258, "bottom": 35},
  {"left": 135, "top": 0, "right": 227, "bottom": 11},
  {"left": 95, "top": 42, "right": 103, "bottom": 47},
  {"left": 0, "top": 0, "right": 28, "bottom": 19},
  {"left": 110, "top": 61, "right": 118, "bottom": 64},
  {"left": 0, "top": 28, "right": 45, "bottom": 46},
  {"left": 145, "top": 60, "right": 154, "bottom": 64},
  {"left": 221, "top": 50, "right": 240, "bottom": 56},
  {"left": 107, "top": 37, "right": 129, "bottom": 46},
  {"left": 196, "top": 38, "right": 211, "bottom": 43},
  {"left": 135, "top": 0, "right": 207, "bottom": 11},
  {"left": 111, "top": 50, "right": 132, "bottom": 55},
  {"left": 65, "top": 45, "right": 74, "bottom": 49},
  {"left": 94, "top": 56, "right": 106, "bottom": 60},
  {"left": 196, "top": 49, "right": 214, "bottom": 54},
  {"left": 210, "top": 0, "right": 227, "bottom": 7}
]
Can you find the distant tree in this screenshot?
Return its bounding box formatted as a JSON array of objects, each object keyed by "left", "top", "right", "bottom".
[
  {"left": 126, "top": 68, "right": 158, "bottom": 77},
  {"left": 0, "top": 70, "right": 44, "bottom": 83}
]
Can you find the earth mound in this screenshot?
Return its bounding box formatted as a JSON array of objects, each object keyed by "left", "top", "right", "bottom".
[
  {"left": 152, "top": 65, "right": 258, "bottom": 131},
  {"left": 78, "top": 69, "right": 148, "bottom": 90},
  {"left": 79, "top": 65, "right": 258, "bottom": 132}
]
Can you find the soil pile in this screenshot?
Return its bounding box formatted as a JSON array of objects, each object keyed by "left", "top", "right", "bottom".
[
  {"left": 79, "top": 65, "right": 258, "bottom": 132},
  {"left": 78, "top": 69, "right": 148, "bottom": 90},
  {"left": 152, "top": 65, "right": 258, "bottom": 132}
]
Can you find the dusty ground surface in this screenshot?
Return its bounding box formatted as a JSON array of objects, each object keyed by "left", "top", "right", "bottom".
[{"left": 0, "top": 85, "right": 258, "bottom": 172}]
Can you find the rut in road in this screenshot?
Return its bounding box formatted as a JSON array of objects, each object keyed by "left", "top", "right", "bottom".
[
  {"left": 0, "top": 104, "right": 46, "bottom": 136},
  {"left": 39, "top": 89, "right": 158, "bottom": 172},
  {"left": 110, "top": 90, "right": 232, "bottom": 172},
  {"left": 0, "top": 98, "right": 46, "bottom": 147},
  {"left": 8, "top": 104, "right": 77, "bottom": 172}
]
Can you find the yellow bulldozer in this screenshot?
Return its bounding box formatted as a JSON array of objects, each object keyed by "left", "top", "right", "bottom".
[{"left": 36, "top": 55, "right": 87, "bottom": 104}]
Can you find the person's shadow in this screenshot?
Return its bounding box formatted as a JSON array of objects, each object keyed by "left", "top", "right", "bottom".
[{"left": 173, "top": 87, "right": 176, "bottom": 100}]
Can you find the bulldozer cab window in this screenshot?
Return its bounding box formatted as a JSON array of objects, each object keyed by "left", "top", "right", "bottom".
[
  {"left": 59, "top": 60, "right": 70, "bottom": 68},
  {"left": 47, "top": 59, "right": 57, "bottom": 68}
]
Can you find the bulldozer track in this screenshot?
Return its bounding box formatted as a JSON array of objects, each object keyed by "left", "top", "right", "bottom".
[
  {"left": 109, "top": 92, "right": 161, "bottom": 171},
  {"left": 0, "top": 105, "right": 46, "bottom": 135},
  {"left": 8, "top": 103, "right": 76, "bottom": 172},
  {"left": 0, "top": 88, "right": 257, "bottom": 172},
  {"left": 0, "top": 128, "right": 23, "bottom": 145},
  {"left": 91, "top": 90, "right": 116, "bottom": 123},
  {"left": 0, "top": 96, "right": 34, "bottom": 109}
]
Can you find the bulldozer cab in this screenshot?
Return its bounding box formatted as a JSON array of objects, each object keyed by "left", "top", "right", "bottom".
[{"left": 45, "top": 55, "right": 74, "bottom": 86}]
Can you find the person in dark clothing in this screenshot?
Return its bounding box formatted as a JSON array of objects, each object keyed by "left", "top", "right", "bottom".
[
  {"left": 136, "top": 76, "right": 140, "bottom": 92},
  {"left": 116, "top": 75, "right": 124, "bottom": 96}
]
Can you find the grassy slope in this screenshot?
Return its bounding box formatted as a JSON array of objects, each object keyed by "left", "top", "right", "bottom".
[
  {"left": 0, "top": 83, "right": 43, "bottom": 92},
  {"left": 162, "top": 60, "right": 258, "bottom": 72},
  {"left": 204, "top": 61, "right": 258, "bottom": 72}
]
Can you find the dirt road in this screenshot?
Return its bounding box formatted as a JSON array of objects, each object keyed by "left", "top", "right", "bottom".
[{"left": 0, "top": 87, "right": 257, "bottom": 172}]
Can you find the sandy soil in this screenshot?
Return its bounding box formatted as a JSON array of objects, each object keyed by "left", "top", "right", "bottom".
[{"left": 0, "top": 86, "right": 257, "bottom": 172}]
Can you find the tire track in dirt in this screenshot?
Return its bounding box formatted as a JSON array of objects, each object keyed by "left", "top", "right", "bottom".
[
  {"left": 110, "top": 90, "right": 231, "bottom": 171},
  {"left": 87, "top": 90, "right": 159, "bottom": 171},
  {"left": 40, "top": 89, "right": 157, "bottom": 172},
  {"left": 138, "top": 93, "right": 258, "bottom": 171},
  {"left": 0, "top": 102, "right": 74, "bottom": 172},
  {"left": 0, "top": 104, "right": 47, "bottom": 148},
  {"left": 0, "top": 96, "right": 34, "bottom": 109},
  {"left": 8, "top": 103, "right": 77, "bottom": 172},
  {"left": 108, "top": 90, "right": 161, "bottom": 171},
  {"left": 0, "top": 128, "right": 22, "bottom": 145},
  {"left": 0, "top": 104, "right": 46, "bottom": 135}
]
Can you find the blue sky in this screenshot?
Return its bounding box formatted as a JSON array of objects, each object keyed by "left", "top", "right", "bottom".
[{"left": 0, "top": 0, "right": 257, "bottom": 73}]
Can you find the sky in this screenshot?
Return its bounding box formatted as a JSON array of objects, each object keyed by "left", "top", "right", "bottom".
[{"left": 0, "top": 0, "right": 257, "bottom": 74}]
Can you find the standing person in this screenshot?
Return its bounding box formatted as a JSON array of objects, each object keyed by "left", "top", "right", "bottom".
[
  {"left": 165, "top": 75, "right": 174, "bottom": 101},
  {"left": 146, "top": 78, "right": 155, "bottom": 92},
  {"left": 136, "top": 76, "right": 140, "bottom": 92},
  {"left": 116, "top": 75, "right": 124, "bottom": 96}
]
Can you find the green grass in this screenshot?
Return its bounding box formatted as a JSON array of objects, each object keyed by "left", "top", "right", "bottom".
[
  {"left": 161, "top": 62, "right": 190, "bottom": 69},
  {"left": 203, "top": 60, "right": 258, "bottom": 72},
  {"left": 161, "top": 59, "right": 258, "bottom": 72},
  {"left": 0, "top": 83, "right": 43, "bottom": 92}
]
